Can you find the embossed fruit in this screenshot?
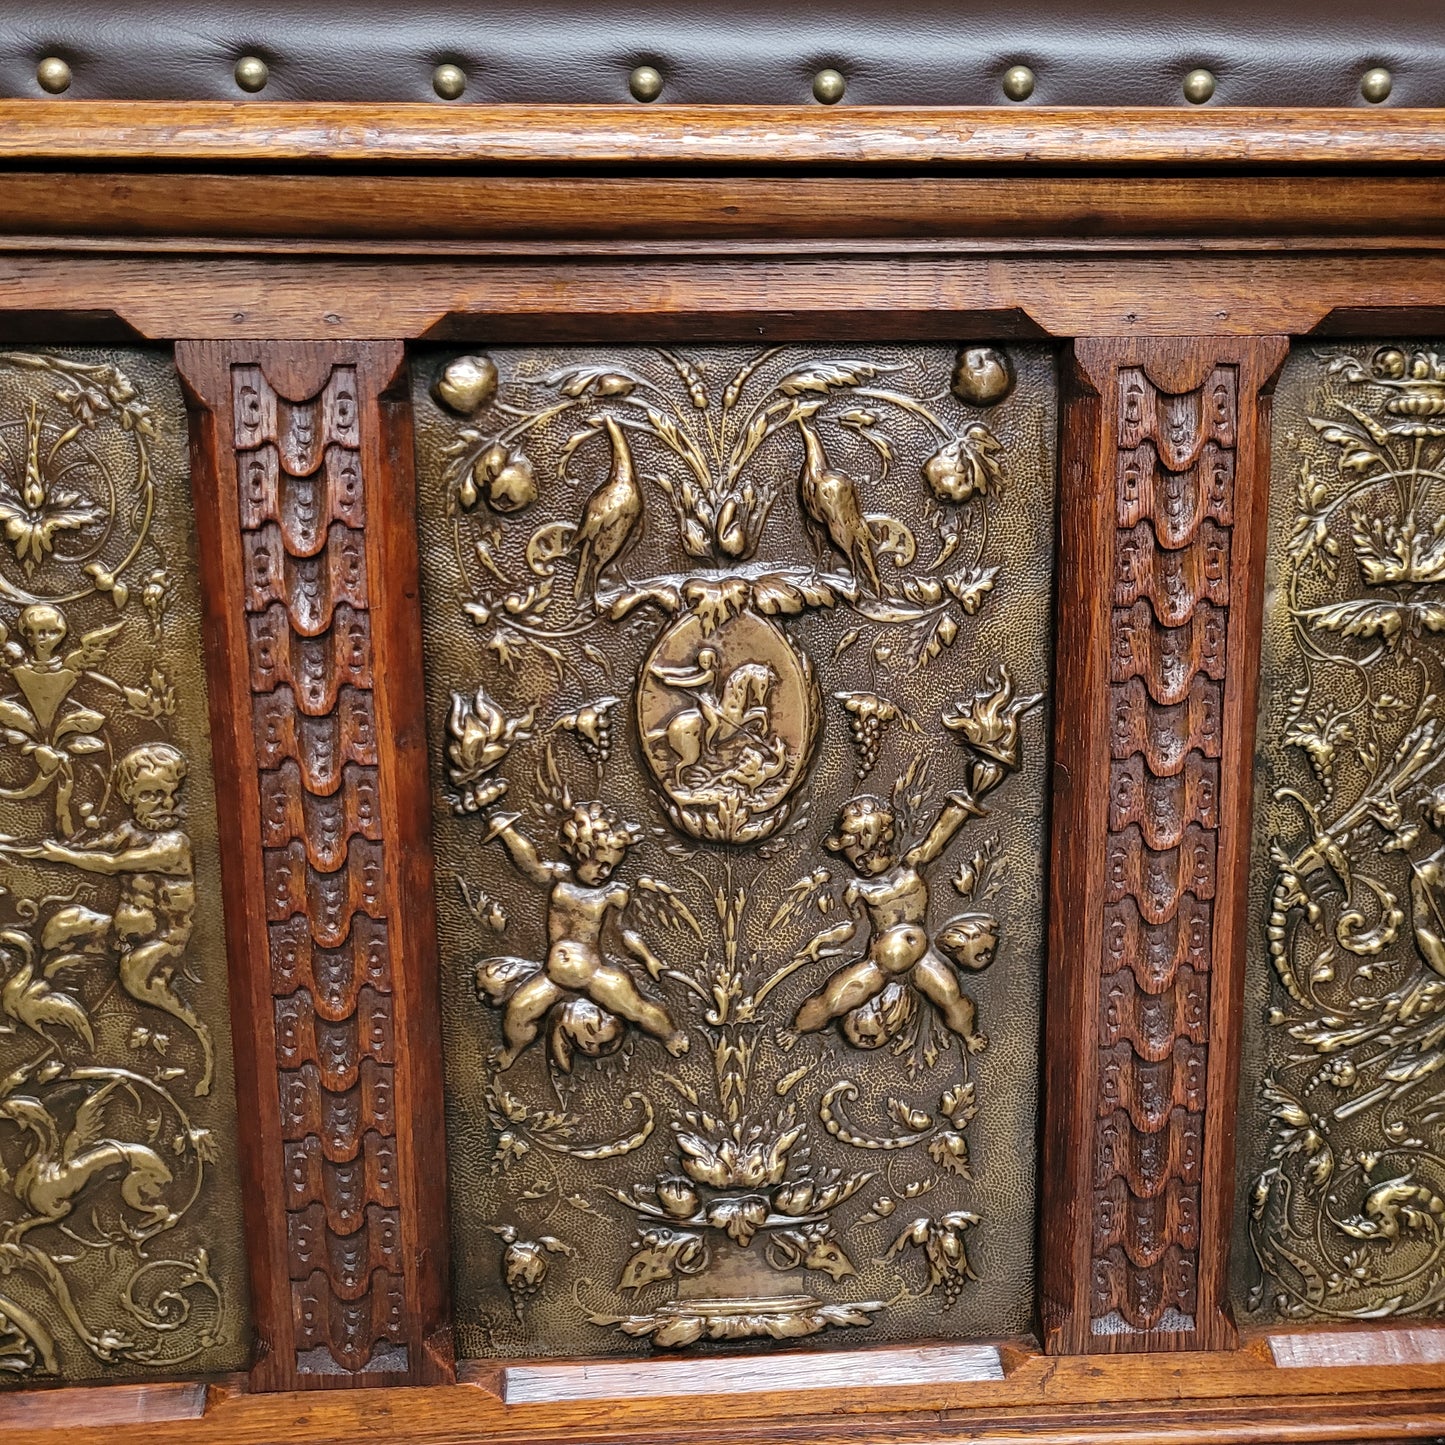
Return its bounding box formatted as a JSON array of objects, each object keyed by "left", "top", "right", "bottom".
[
  {"left": 923, "top": 423, "right": 1006, "bottom": 504},
  {"left": 951, "top": 346, "right": 1015, "bottom": 406},
  {"left": 656, "top": 1175, "right": 701, "bottom": 1219},
  {"left": 473, "top": 443, "right": 538, "bottom": 513},
  {"left": 433, "top": 353, "right": 498, "bottom": 415}
]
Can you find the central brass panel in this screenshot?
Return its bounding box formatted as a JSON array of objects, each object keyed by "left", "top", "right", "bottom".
[{"left": 414, "top": 345, "right": 1055, "bottom": 1355}]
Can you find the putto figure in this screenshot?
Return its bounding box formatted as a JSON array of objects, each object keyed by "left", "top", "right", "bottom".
[
  {"left": 792, "top": 791, "right": 991, "bottom": 1053},
  {"left": 475, "top": 800, "right": 689, "bottom": 1071},
  {"left": 0, "top": 742, "right": 214, "bottom": 1094}
]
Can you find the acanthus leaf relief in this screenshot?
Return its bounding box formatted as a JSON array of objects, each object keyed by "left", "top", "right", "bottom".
[
  {"left": 0, "top": 351, "right": 247, "bottom": 1378},
  {"left": 416, "top": 345, "right": 1054, "bottom": 1354},
  {"left": 1242, "top": 345, "right": 1445, "bottom": 1321}
]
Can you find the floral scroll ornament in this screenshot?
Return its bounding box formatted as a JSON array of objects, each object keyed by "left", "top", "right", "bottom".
[
  {"left": 1249, "top": 346, "right": 1445, "bottom": 1321},
  {"left": 0, "top": 351, "right": 229, "bottom": 1378}
]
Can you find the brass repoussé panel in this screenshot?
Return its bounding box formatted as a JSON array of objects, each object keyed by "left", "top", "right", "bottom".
[
  {"left": 0, "top": 350, "right": 250, "bottom": 1378},
  {"left": 1238, "top": 343, "right": 1445, "bottom": 1321},
  {"left": 414, "top": 345, "right": 1055, "bottom": 1356}
]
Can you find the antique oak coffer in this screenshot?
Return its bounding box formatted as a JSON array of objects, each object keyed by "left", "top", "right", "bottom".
[{"left": 2, "top": 2, "right": 1445, "bottom": 1442}]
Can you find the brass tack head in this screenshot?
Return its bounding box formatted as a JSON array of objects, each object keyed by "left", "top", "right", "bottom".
[
  {"left": 812, "top": 68, "right": 846, "bottom": 105},
  {"left": 234, "top": 55, "right": 269, "bottom": 93},
  {"left": 1002, "top": 64, "right": 1035, "bottom": 102},
  {"left": 1361, "top": 66, "right": 1393, "bottom": 103},
  {"left": 1182, "top": 67, "right": 1216, "bottom": 104},
  {"left": 433, "top": 62, "right": 467, "bottom": 100},
  {"left": 35, "top": 56, "right": 71, "bottom": 94},
  {"left": 629, "top": 65, "right": 663, "bottom": 102}
]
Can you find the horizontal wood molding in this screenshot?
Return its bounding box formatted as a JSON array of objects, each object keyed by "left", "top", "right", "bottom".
[
  {"left": 6, "top": 253, "right": 1445, "bottom": 342},
  {"left": 3, "top": 1330, "right": 1445, "bottom": 1444},
  {"left": 5, "top": 173, "right": 1445, "bottom": 246},
  {"left": 3, "top": 103, "right": 1445, "bottom": 167}
]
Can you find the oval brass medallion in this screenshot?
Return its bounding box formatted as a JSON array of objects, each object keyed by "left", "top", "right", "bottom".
[{"left": 637, "top": 590, "right": 819, "bottom": 844}]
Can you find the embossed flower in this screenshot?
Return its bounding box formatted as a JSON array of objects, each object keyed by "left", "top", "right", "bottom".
[
  {"left": 446, "top": 687, "right": 535, "bottom": 812},
  {"left": 941, "top": 665, "right": 1042, "bottom": 797}
]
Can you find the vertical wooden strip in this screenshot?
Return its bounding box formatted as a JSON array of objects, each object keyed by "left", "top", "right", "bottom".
[
  {"left": 1042, "top": 336, "right": 1286, "bottom": 1354},
  {"left": 178, "top": 341, "right": 452, "bottom": 1390}
]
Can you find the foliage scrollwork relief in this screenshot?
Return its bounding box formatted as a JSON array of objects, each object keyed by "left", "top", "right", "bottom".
[
  {"left": 1244, "top": 345, "right": 1445, "bottom": 1320},
  {"left": 0, "top": 352, "right": 246, "bottom": 1378},
  {"left": 416, "top": 345, "right": 1055, "bottom": 1355}
]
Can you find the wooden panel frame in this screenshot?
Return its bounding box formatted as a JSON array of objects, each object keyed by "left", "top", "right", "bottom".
[
  {"left": 181, "top": 341, "right": 451, "bottom": 1389},
  {"left": 0, "top": 99, "right": 1442, "bottom": 1440}
]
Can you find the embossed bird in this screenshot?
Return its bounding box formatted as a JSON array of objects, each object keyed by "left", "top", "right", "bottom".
[
  {"left": 796, "top": 417, "right": 882, "bottom": 595},
  {"left": 572, "top": 416, "right": 643, "bottom": 603}
]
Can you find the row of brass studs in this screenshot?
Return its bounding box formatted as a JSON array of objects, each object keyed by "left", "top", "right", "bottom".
[{"left": 30, "top": 54, "right": 1398, "bottom": 106}]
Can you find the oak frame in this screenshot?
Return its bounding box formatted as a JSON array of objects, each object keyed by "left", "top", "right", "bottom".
[{"left": 0, "top": 100, "right": 1442, "bottom": 1443}]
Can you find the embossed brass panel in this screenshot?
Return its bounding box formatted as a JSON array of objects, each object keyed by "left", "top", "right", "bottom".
[
  {"left": 0, "top": 350, "right": 249, "bottom": 1377},
  {"left": 415, "top": 344, "right": 1055, "bottom": 1356},
  {"left": 1238, "top": 343, "right": 1445, "bottom": 1321}
]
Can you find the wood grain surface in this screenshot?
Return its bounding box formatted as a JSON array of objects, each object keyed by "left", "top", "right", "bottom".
[
  {"left": 2, "top": 103, "right": 1445, "bottom": 166},
  {"left": 1042, "top": 337, "right": 1286, "bottom": 1353},
  {"left": 180, "top": 342, "right": 451, "bottom": 1389}
]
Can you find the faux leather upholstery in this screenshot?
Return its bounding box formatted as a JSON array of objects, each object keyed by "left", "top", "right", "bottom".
[{"left": 1, "top": 1, "right": 1443, "bottom": 106}]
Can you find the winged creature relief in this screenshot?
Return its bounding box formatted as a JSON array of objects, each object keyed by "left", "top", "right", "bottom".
[
  {"left": 0, "top": 351, "right": 234, "bottom": 1378},
  {"left": 418, "top": 345, "right": 1054, "bottom": 1355},
  {"left": 1247, "top": 345, "right": 1445, "bottom": 1320}
]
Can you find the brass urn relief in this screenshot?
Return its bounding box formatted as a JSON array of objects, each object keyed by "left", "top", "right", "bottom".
[{"left": 413, "top": 344, "right": 1056, "bottom": 1355}]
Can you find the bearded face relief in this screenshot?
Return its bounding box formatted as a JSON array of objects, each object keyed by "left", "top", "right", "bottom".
[{"left": 415, "top": 344, "right": 1056, "bottom": 1357}]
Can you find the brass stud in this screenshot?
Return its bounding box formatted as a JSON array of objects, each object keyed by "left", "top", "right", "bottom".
[
  {"left": 1002, "top": 65, "right": 1035, "bottom": 102},
  {"left": 812, "top": 68, "right": 846, "bottom": 105},
  {"left": 1182, "top": 67, "right": 1216, "bottom": 104},
  {"left": 35, "top": 56, "right": 71, "bottom": 95},
  {"left": 234, "top": 55, "right": 269, "bottom": 93},
  {"left": 433, "top": 63, "right": 467, "bottom": 100},
  {"left": 1361, "top": 66, "right": 1393, "bottom": 104},
  {"left": 629, "top": 65, "right": 663, "bottom": 102}
]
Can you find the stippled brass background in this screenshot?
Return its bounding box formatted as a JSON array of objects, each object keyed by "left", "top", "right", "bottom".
[
  {"left": 1237, "top": 342, "right": 1445, "bottom": 1321},
  {"left": 414, "top": 345, "right": 1055, "bottom": 1356},
  {"left": 0, "top": 349, "right": 250, "bottom": 1378}
]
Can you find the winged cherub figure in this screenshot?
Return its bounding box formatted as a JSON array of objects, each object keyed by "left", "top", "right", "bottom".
[
  {"left": 792, "top": 790, "right": 990, "bottom": 1053},
  {"left": 474, "top": 800, "right": 688, "bottom": 1071}
]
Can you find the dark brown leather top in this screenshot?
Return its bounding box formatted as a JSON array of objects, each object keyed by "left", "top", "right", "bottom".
[{"left": 1, "top": 1, "right": 1441, "bottom": 106}]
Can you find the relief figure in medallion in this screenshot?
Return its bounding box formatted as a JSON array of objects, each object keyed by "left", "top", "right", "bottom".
[
  {"left": 791, "top": 790, "right": 991, "bottom": 1053},
  {"left": 475, "top": 799, "right": 689, "bottom": 1070},
  {"left": 0, "top": 742, "right": 214, "bottom": 1094},
  {"left": 646, "top": 647, "right": 782, "bottom": 795}
]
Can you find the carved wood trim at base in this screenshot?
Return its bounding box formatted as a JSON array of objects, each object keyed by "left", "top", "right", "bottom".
[
  {"left": 179, "top": 341, "right": 451, "bottom": 1390},
  {"left": 4, "top": 1329, "right": 1445, "bottom": 1445},
  {"left": 1042, "top": 336, "right": 1288, "bottom": 1354}
]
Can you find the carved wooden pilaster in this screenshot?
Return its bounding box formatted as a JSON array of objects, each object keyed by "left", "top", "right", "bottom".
[
  {"left": 178, "top": 342, "right": 451, "bottom": 1389},
  {"left": 1041, "top": 336, "right": 1287, "bottom": 1354}
]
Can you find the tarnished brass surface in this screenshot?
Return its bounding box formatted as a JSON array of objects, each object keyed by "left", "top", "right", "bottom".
[
  {"left": 0, "top": 350, "right": 249, "bottom": 1378},
  {"left": 1238, "top": 343, "right": 1445, "bottom": 1321},
  {"left": 414, "top": 344, "right": 1055, "bottom": 1356}
]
